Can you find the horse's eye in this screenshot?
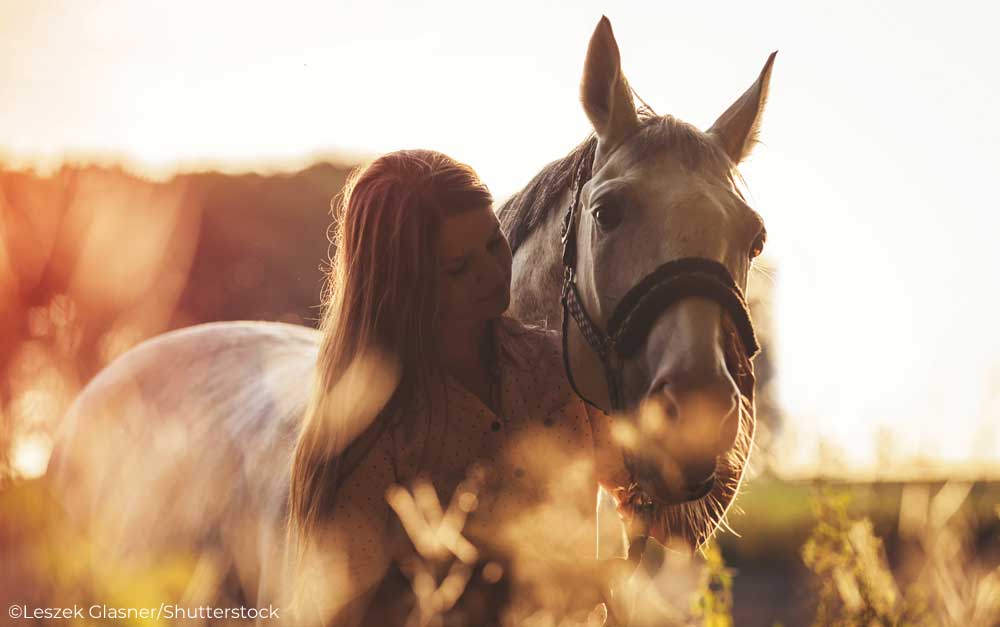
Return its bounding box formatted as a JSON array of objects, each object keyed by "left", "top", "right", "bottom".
[
  {"left": 593, "top": 204, "right": 624, "bottom": 231},
  {"left": 749, "top": 230, "right": 766, "bottom": 259}
]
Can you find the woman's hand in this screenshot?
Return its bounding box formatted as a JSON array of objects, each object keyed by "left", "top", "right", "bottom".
[{"left": 609, "top": 484, "right": 673, "bottom": 548}]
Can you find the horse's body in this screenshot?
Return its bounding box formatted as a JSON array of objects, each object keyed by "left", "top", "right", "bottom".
[
  {"left": 48, "top": 322, "right": 319, "bottom": 607},
  {"left": 48, "top": 16, "right": 774, "bottom": 626}
]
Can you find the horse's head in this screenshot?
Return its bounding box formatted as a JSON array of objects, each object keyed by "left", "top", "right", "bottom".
[{"left": 566, "top": 18, "right": 773, "bottom": 536}]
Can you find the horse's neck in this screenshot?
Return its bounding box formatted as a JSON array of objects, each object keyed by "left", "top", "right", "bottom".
[{"left": 508, "top": 188, "right": 571, "bottom": 330}]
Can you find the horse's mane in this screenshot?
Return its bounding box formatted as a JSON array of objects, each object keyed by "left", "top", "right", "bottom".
[
  {"left": 497, "top": 113, "right": 738, "bottom": 255},
  {"left": 497, "top": 135, "right": 597, "bottom": 255}
]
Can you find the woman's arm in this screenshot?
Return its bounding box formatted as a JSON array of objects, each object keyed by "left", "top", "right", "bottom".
[{"left": 294, "top": 430, "right": 398, "bottom": 627}]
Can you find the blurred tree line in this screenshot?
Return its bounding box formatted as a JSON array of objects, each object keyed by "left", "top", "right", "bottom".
[
  {"left": 0, "top": 162, "right": 782, "bottom": 480},
  {"left": 0, "top": 162, "right": 350, "bottom": 478}
]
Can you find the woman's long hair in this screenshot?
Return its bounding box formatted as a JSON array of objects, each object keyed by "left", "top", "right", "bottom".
[{"left": 285, "top": 149, "right": 493, "bottom": 618}]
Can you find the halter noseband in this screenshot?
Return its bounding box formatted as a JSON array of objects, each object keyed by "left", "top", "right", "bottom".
[{"left": 558, "top": 149, "right": 761, "bottom": 414}]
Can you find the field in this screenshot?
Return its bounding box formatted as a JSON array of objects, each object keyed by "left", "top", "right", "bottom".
[
  {"left": 716, "top": 479, "right": 999, "bottom": 625},
  {"left": 3, "top": 474, "right": 998, "bottom": 626}
]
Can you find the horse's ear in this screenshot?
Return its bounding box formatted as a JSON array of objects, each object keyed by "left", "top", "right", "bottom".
[
  {"left": 581, "top": 16, "right": 639, "bottom": 150},
  {"left": 707, "top": 52, "right": 777, "bottom": 164}
]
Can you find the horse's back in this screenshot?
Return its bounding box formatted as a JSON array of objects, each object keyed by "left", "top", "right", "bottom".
[{"left": 46, "top": 321, "right": 320, "bottom": 607}]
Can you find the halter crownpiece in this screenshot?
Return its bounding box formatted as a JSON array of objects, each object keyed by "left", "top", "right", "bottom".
[{"left": 559, "top": 147, "right": 761, "bottom": 414}]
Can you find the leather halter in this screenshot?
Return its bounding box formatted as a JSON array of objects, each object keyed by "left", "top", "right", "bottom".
[{"left": 558, "top": 148, "right": 761, "bottom": 415}]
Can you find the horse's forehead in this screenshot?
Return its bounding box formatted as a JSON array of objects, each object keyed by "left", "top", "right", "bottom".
[{"left": 595, "top": 148, "right": 734, "bottom": 211}]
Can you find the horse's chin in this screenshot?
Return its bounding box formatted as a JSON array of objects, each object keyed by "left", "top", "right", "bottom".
[
  {"left": 684, "top": 474, "right": 716, "bottom": 501},
  {"left": 635, "top": 470, "right": 716, "bottom": 506},
  {"left": 630, "top": 453, "right": 743, "bottom": 552},
  {"left": 624, "top": 375, "right": 754, "bottom": 550}
]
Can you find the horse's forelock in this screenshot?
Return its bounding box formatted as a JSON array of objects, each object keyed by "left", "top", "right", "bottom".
[{"left": 621, "top": 116, "right": 737, "bottom": 181}]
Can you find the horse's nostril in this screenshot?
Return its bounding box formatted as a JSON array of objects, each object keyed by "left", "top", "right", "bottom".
[
  {"left": 662, "top": 392, "right": 679, "bottom": 420},
  {"left": 649, "top": 379, "right": 680, "bottom": 421},
  {"left": 648, "top": 372, "right": 740, "bottom": 453}
]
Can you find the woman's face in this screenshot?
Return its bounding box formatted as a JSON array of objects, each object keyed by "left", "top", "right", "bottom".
[{"left": 436, "top": 205, "right": 512, "bottom": 325}]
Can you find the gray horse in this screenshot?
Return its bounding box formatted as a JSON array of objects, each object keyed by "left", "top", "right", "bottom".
[
  {"left": 47, "top": 15, "right": 773, "bottom": 625},
  {"left": 500, "top": 17, "right": 772, "bottom": 560}
]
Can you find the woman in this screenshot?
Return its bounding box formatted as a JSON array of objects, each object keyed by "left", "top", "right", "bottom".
[{"left": 285, "top": 149, "right": 632, "bottom": 626}]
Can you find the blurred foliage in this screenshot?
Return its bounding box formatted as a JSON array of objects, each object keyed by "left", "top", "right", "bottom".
[
  {"left": 800, "top": 489, "right": 928, "bottom": 626},
  {"left": 798, "top": 484, "right": 1000, "bottom": 627},
  {"left": 691, "top": 541, "right": 735, "bottom": 627},
  {"left": 4, "top": 466, "right": 1000, "bottom": 624},
  {"left": 745, "top": 260, "right": 783, "bottom": 474},
  {"left": 0, "top": 162, "right": 353, "bottom": 480}
]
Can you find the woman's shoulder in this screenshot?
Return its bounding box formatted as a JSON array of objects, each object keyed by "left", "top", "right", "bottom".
[
  {"left": 494, "top": 314, "right": 583, "bottom": 415},
  {"left": 494, "top": 314, "right": 562, "bottom": 371}
]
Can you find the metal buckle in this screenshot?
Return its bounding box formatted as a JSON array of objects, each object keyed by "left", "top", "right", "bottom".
[
  {"left": 561, "top": 266, "right": 575, "bottom": 298},
  {"left": 560, "top": 207, "right": 572, "bottom": 244}
]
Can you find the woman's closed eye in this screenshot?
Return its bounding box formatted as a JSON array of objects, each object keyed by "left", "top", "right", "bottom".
[
  {"left": 445, "top": 261, "right": 468, "bottom": 277},
  {"left": 443, "top": 228, "right": 505, "bottom": 277}
]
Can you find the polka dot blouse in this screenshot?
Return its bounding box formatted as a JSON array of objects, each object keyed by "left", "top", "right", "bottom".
[{"left": 310, "top": 314, "right": 633, "bottom": 619}]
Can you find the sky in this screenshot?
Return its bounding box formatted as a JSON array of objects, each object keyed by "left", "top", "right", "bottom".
[{"left": 3, "top": 0, "right": 999, "bottom": 477}]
